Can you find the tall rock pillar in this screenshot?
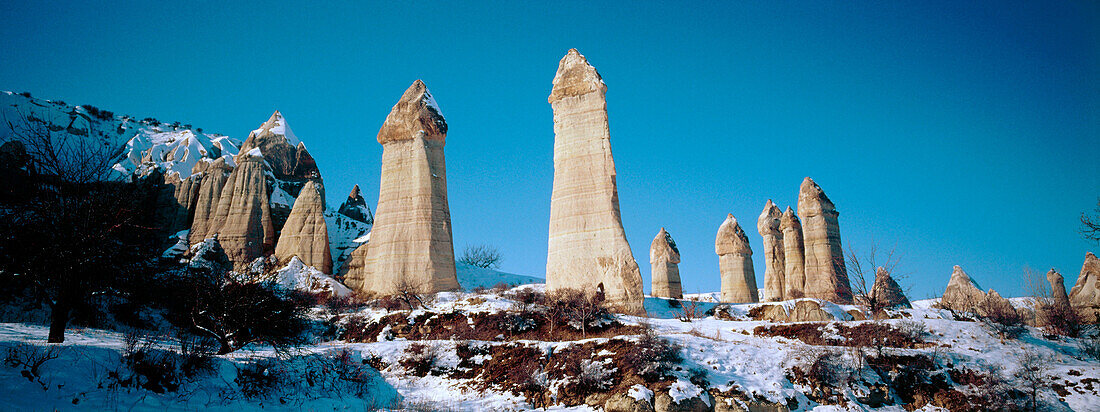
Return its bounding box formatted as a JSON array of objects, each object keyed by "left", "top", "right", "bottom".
[
  {"left": 275, "top": 180, "right": 332, "bottom": 274},
  {"left": 797, "top": 177, "right": 852, "bottom": 303},
  {"left": 780, "top": 206, "right": 806, "bottom": 298},
  {"left": 650, "top": 228, "right": 682, "bottom": 299},
  {"left": 545, "top": 49, "right": 644, "bottom": 314},
  {"left": 716, "top": 214, "right": 758, "bottom": 303},
  {"left": 344, "top": 80, "right": 458, "bottom": 295},
  {"left": 757, "top": 200, "right": 785, "bottom": 301},
  {"left": 209, "top": 152, "right": 275, "bottom": 269}
]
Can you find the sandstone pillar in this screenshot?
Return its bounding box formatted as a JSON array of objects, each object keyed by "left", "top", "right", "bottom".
[
  {"left": 544, "top": 49, "right": 644, "bottom": 314},
  {"left": 275, "top": 180, "right": 332, "bottom": 274},
  {"left": 208, "top": 152, "right": 275, "bottom": 269},
  {"left": 650, "top": 227, "right": 682, "bottom": 299},
  {"left": 716, "top": 214, "right": 758, "bottom": 303},
  {"left": 797, "top": 177, "right": 852, "bottom": 303},
  {"left": 780, "top": 206, "right": 806, "bottom": 299},
  {"left": 758, "top": 200, "right": 785, "bottom": 301}
]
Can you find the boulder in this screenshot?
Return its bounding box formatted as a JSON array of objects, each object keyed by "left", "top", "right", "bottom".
[
  {"left": 544, "top": 49, "right": 644, "bottom": 314},
  {"left": 748, "top": 299, "right": 848, "bottom": 322},
  {"left": 337, "top": 184, "right": 373, "bottom": 223},
  {"left": 650, "top": 228, "right": 683, "bottom": 299},
  {"left": 605, "top": 390, "right": 655, "bottom": 412},
  {"left": 797, "top": 177, "right": 852, "bottom": 303},
  {"left": 870, "top": 267, "right": 910, "bottom": 309},
  {"left": 188, "top": 157, "right": 233, "bottom": 244},
  {"left": 343, "top": 80, "right": 459, "bottom": 295},
  {"left": 655, "top": 391, "right": 710, "bottom": 412},
  {"left": 780, "top": 206, "right": 806, "bottom": 298},
  {"left": 716, "top": 214, "right": 758, "bottom": 303},
  {"left": 758, "top": 200, "right": 785, "bottom": 301},
  {"left": 207, "top": 152, "right": 275, "bottom": 269},
  {"left": 274, "top": 180, "right": 332, "bottom": 274},
  {"left": 1047, "top": 268, "right": 1070, "bottom": 309}
]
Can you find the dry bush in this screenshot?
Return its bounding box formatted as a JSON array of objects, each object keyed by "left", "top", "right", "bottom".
[
  {"left": 676, "top": 298, "right": 703, "bottom": 322},
  {"left": 391, "top": 278, "right": 428, "bottom": 310},
  {"left": 623, "top": 323, "right": 683, "bottom": 380},
  {"left": 4, "top": 344, "right": 62, "bottom": 389},
  {"left": 300, "top": 349, "right": 382, "bottom": 399},
  {"left": 979, "top": 298, "right": 1025, "bottom": 341},
  {"left": 235, "top": 359, "right": 283, "bottom": 399},
  {"left": 1026, "top": 267, "right": 1082, "bottom": 337},
  {"left": 459, "top": 244, "right": 502, "bottom": 269},
  {"left": 401, "top": 342, "right": 441, "bottom": 377},
  {"left": 1014, "top": 352, "right": 1051, "bottom": 412},
  {"left": 754, "top": 322, "right": 923, "bottom": 349}
]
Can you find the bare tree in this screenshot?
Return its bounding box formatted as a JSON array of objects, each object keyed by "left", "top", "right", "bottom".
[
  {"left": 0, "top": 108, "right": 159, "bottom": 343},
  {"left": 1025, "top": 266, "right": 1080, "bottom": 337},
  {"left": 844, "top": 243, "right": 904, "bottom": 319},
  {"left": 1014, "top": 351, "right": 1051, "bottom": 412},
  {"left": 459, "top": 244, "right": 502, "bottom": 269},
  {"left": 1082, "top": 198, "right": 1100, "bottom": 244},
  {"left": 391, "top": 278, "right": 428, "bottom": 310}
]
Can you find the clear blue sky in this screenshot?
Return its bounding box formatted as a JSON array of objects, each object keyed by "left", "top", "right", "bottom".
[{"left": 2, "top": 1, "right": 1097, "bottom": 299}]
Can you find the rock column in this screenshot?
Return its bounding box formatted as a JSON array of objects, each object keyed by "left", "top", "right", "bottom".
[
  {"left": 188, "top": 158, "right": 233, "bottom": 243},
  {"left": 716, "top": 214, "right": 758, "bottom": 303},
  {"left": 275, "top": 180, "right": 332, "bottom": 274},
  {"left": 780, "top": 206, "right": 806, "bottom": 298},
  {"left": 344, "top": 80, "right": 458, "bottom": 295},
  {"left": 758, "top": 200, "right": 785, "bottom": 301},
  {"left": 797, "top": 177, "right": 852, "bottom": 303},
  {"left": 545, "top": 49, "right": 644, "bottom": 314},
  {"left": 208, "top": 152, "right": 275, "bottom": 269},
  {"left": 650, "top": 227, "right": 682, "bottom": 299}
]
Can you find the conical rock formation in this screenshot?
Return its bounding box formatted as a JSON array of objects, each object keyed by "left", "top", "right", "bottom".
[
  {"left": 239, "top": 111, "right": 320, "bottom": 180},
  {"left": 797, "top": 177, "right": 852, "bottom": 303},
  {"left": 1070, "top": 252, "right": 1100, "bottom": 321},
  {"left": 1047, "top": 268, "right": 1070, "bottom": 308},
  {"left": 758, "top": 200, "right": 785, "bottom": 301},
  {"left": 275, "top": 180, "right": 332, "bottom": 274},
  {"left": 545, "top": 49, "right": 644, "bottom": 314},
  {"left": 344, "top": 80, "right": 458, "bottom": 295},
  {"left": 716, "top": 214, "right": 758, "bottom": 303},
  {"left": 941, "top": 265, "right": 987, "bottom": 313},
  {"left": 780, "top": 206, "right": 806, "bottom": 299},
  {"left": 338, "top": 184, "right": 373, "bottom": 223},
  {"left": 650, "top": 228, "right": 682, "bottom": 299},
  {"left": 208, "top": 152, "right": 275, "bottom": 269},
  {"left": 188, "top": 157, "right": 233, "bottom": 243},
  {"left": 870, "top": 267, "right": 910, "bottom": 309}
]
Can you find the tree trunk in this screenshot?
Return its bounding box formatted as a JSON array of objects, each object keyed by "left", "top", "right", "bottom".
[{"left": 47, "top": 302, "right": 70, "bottom": 343}]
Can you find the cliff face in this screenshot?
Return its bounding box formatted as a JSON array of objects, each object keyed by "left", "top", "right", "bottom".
[{"left": 545, "top": 49, "right": 644, "bottom": 315}]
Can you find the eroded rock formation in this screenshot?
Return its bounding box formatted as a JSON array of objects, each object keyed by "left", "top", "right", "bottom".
[
  {"left": 940, "top": 265, "right": 1014, "bottom": 317},
  {"left": 343, "top": 80, "right": 458, "bottom": 295},
  {"left": 650, "top": 227, "right": 682, "bottom": 299},
  {"left": 780, "top": 206, "right": 806, "bottom": 299},
  {"left": 758, "top": 200, "right": 785, "bottom": 302},
  {"left": 338, "top": 184, "right": 373, "bottom": 223},
  {"left": 797, "top": 177, "right": 852, "bottom": 303},
  {"left": 275, "top": 180, "right": 332, "bottom": 273},
  {"left": 239, "top": 111, "right": 320, "bottom": 181},
  {"left": 1070, "top": 252, "right": 1100, "bottom": 321},
  {"left": 207, "top": 152, "right": 275, "bottom": 269},
  {"left": 716, "top": 214, "right": 757, "bottom": 303},
  {"left": 544, "top": 49, "right": 644, "bottom": 314},
  {"left": 188, "top": 158, "right": 233, "bottom": 243},
  {"left": 871, "top": 267, "right": 910, "bottom": 309},
  {"left": 1047, "top": 268, "right": 1070, "bottom": 308}
]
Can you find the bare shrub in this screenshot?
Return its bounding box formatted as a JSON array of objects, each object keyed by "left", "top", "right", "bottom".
[
  {"left": 676, "top": 298, "right": 703, "bottom": 322},
  {"left": 459, "top": 244, "right": 502, "bottom": 269},
  {"left": 979, "top": 298, "right": 1025, "bottom": 341},
  {"left": 1080, "top": 331, "right": 1100, "bottom": 360},
  {"left": 562, "top": 358, "right": 614, "bottom": 396},
  {"left": 392, "top": 278, "right": 428, "bottom": 310},
  {"left": 235, "top": 359, "right": 283, "bottom": 399},
  {"left": 897, "top": 320, "right": 929, "bottom": 341},
  {"left": 401, "top": 342, "right": 440, "bottom": 377},
  {"left": 301, "top": 349, "right": 381, "bottom": 399},
  {"left": 623, "top": 323, "right": 683, "bottom": 381},
  {"left": 554, "top": 289, "right": 611, "bottom": 338},
  {"left": 844, "top": 243, "right": 905, "bottom": 318},
  {"left": 507, "top": 288, "right": 544, "bottom": 313},
  {"left": 1014, "top": 351, "right": 1051, "bottom": 412},
  {"left": 1081, "top": 198, "right": 1100, "bottom": 244},
  {"left": 4, "top": 344, "right": 62, "bottom": 389},
  {"left": 1026, "top": 267, "right": 1081, "bottom": 337}
]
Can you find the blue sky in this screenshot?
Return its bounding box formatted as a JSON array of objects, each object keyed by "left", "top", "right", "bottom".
[{"left": 2, "top": 1, "right": 1097, "bottom": 298}]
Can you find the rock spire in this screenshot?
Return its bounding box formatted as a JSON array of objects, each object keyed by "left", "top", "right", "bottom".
[
  {"left": 716, "top": 214, "right": 758, "bottom": 303},
  {"left": 275, "top": 180, "right": 332, "bottom": 273},
  {"left": 870, "top": 267, "right": 910, "bottom": 309},
  {"left": 188, "top": 157, "right": 233, "bottom": 243},
  {"left": 239, "top": 111, "right": 319, "bottom": 180},
  {"left": 1070, "top": 252, "right": 1100, "bottom": 321},
  {"left": 544, "top": 49, "right": 644, "bottom": 314},
  {"left": 650, "top": 227, "right": 682, "bottom": 299},
  {"left": 757, "top": 200, "right": 785, "bottom": 301},
  {"left": 207, "top": 152, "right": 275, "bottom": 269},
  {"left": 780, "top": 206, "right": 806, "bottom": 299},
  {"left": 338, "top": 184, "right": 373, "bottom": 224},
  {"left": 797, "top": 177, "right": 852, "bottom": 303},
  {"left": 343, "top": 80, "right": 458, "bottom": 295},
  {"left": 1047, "top": 268, "right": 1070, "bottom": 309}
]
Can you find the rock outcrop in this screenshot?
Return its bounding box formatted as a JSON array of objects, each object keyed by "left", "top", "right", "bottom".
[
  {"left": 544, "top": 49, "right": 644, "bottom": 314},
  {"left": 343, "top": 80, "right": 459, "bottom": 295},
  {"left": 650, "top": 228, "right": 682, "bottom": 299},
  {"left": 780, "top": 206, "right": 806, "bottom": 299},
  {"left": 188, "top": 158, "right": 233, "bottom": 243},
  {"left": 757, "top": 200, "right": 785, "bottom": 302},
  {"left": 1070, "top": 252, "right": 1100, "bottom": 321},
  {"left": 239, "top": 111, "right": 319, "bottom": 181},
  {"left": 940, "top": 265, "right": 1014, "bottom": 317},
  {"left": 207, "top": 152, "right": 275, "bottom": 269},
  {"left": 274, "top": 180, "right": 332, "bottom": 273},
  {"left": 1047, "top": 268, "right": 1071, "bottom": 308},
  {"left": 338, "top": 184, "right": 373, "bottom": 223},
  {"left": 797, "top": 177, "right": 852, "bottom": 303},
  {"left": 870, "top": 267, "right": 910, "bottom": 309},
  {"left": 716, "top": 214, "right": 758, "bottom": 303}
]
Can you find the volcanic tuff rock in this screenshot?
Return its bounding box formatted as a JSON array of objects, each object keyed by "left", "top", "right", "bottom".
[
  {"left": 870, "top": 267, "right": 910, "bottom": 309},
  {"left": 941, "top": 265, "right": 987, "bottom": 313},
  {"left": 239, "top": 111, "right": 320, "bottom": 180},
  {"left": 545, "top": 49, "right": 644, "bottom": 314},
  {"left": 716, "top": 214, "right": 758, "bottom": 303},
  {"left": 650, "top": 227, "right": 682, "bottom": 299},
  {"left": 758, "top": 200, "right": 785, "bottom": 302},
  {"left": 188, "top": 157, "right": 233, "bottom": 243},
  {"left": 1070, "top": 252, "right": 1100, "bottom": 321},
  {"left": 338, "top": 184, "right": 373, "bottom": 223},
  {"left": 343, "top": 80, "right": 458, "bottom": 295},
  {"left": 275, "top": 180, "right": 332, "bottom": 274},
  {"left": 780, "top": 206, "right": 806, "bottom": 299},
  {"left": 207, "top": 152, "right": 275, "bottom": 269},
  {"left": 797, "top": 177, "right": 852, "bottom": 303},
  {"left": 1047, "top": 268, "right": 1070, "bottom": 308}
]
